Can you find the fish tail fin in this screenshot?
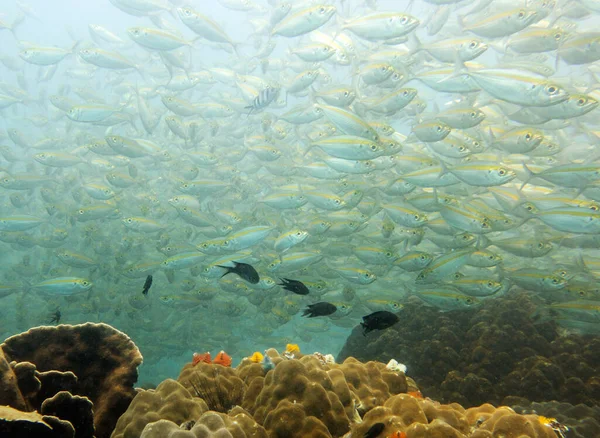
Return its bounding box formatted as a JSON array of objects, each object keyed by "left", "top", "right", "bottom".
[
  {"left": 217, "top": 265, "right": 232, "bottom": 278},
  {"left": 8, "top": 13, "right": 25, "bottom": 37},
  {"left": 519, "top": 161, "right": 535, "bottom": 190}
]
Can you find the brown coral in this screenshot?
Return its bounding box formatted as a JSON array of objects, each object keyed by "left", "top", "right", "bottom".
[
  {"left": 1, "top": 323, "right": 143, "bottom": 438},
  {"left": 111, "top": 378, "right": 208, "bottom": 438},
  {"left": 249, "top": 355, "right": 351, "bottom": 437},
  {"left": 178, "top": 362, "right": 246, "bottom": 413},
  {"left": 338, "top": 291, "right": 600, "bottom": 407},
  {"left": 351, "top": 395, "right": 558, "bottom": 438},
  {"left": 0, "top": 405, "right": 75, "bottom": 438}
]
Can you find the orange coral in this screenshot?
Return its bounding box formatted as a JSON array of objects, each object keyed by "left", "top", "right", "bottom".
[
  {"left": 213, "top": 351, "right": 232, "bottom": 367},
  {"left": 407, "top": 390, "right": 423, "bottom": 399},
  {"left": 389, "top": 432, "right": 407, "bottom": 438},
  {"left": 192, "top": 352, "right": 212, "bottom": 366}
]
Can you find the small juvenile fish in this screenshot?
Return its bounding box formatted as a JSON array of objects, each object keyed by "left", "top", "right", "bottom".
[
  {"left": 302, "top": 302, "right": 337, "bottom": 317},
  {"left": 278, "top": 278, "right": 309, "bottom": 295},
  {"left": 142, "top": 275, "right": 153, "bottom": 296},
  {"left": 361, "top": 311, "right": 399, "bottom": 335},
  {"left": 217, "top": 261, "right": 260, "bottom": 284}
]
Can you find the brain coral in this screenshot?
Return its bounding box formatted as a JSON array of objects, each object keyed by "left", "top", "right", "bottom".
[{"left": 338, "top": 291, "right": 600, "bottom": 408}]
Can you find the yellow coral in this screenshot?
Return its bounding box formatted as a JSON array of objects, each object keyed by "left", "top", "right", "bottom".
[
  {"left": 285, "top": 343, "right": 300, "bottom": 354},
  {"left": 249, "top": 351, "right": 264, "bottom": 363}
]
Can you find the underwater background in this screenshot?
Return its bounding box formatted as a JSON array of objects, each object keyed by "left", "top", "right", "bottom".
[{"left": 1, "top": 0, "right": 600, "bottom": 436}]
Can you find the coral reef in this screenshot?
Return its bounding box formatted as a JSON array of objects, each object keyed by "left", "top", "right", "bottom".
[
  {"left": 0, "top": 323, "right": 143, "bottom": 438},
  {"left": 112, "top": 348, "right": 564, "bottom": 438},
  {"left": 1, "top": 322, "right": 590, "bottom": 438},
  {"left": 338, "top": 291, "right": 600, "bottom": 408},
  {"left": 510, "top": 398, "right": 600, "bottom": 438}
]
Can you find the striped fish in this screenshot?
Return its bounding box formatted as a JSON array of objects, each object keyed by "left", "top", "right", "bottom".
[{"left": 245, "top": 86, "right": 281, "bottom": 115}]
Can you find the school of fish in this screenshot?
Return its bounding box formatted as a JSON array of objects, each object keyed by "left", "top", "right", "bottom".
[{"left": 1, "top": 0, "right": 600, "bottom": 379}]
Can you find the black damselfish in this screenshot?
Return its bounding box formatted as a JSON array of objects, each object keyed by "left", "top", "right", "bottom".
[
  {"left": 278, "top": 278, "right": 309, "bottom": 295},
  {"left": 363, "top": 422, "right": 385, "bottom": 438},
  {"left": 360, "top": 311, "right": 399, "bottom": 336},
  {"left": 217, "top": 261, "right": 260, "bottom": 284},
  {"left": 142, "top": 275, "right": 153, "bottom": 296},
  {"left": 302, "top": 302, "right": 337, "bottom": 317}
]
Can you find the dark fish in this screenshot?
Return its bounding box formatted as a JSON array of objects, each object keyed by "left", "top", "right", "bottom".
[
  {"left": 142, "top": 275, "right": 153, "bottom": 296},
  {"left": 217, "top": 261, "right": 260, "bottom": 284},
  {"left": 245, "top": 85, "right": 280, "bottom": 115},
  {"left": 364, "top": 422, "right": 385, "bottom": 438},
  {"left": 361, "top": 311, "right": 399, "bottom": 336},
  {"left": 48, "top": 307, "right": 61, "bottom": 324},
  {"left": 302, "top": 302, "right": 337, "bottom": 317},
  {"left": 278, "top": 278, "right": 309, "bottom": 295}
]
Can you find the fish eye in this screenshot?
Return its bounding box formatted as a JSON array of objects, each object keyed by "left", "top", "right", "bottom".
[
  {"left": 436, "top": 125, "right": 443, "bottom": 132},
  {"left": 403, "top": 90, "right": 409, "bottom": 96},
  {"left": 546, "top": 85, "right": 558, "bottom": 94},
  {"left": 126, "top": 218, "right": 133, "bottom": 223},
  {"left": 487, "top": 281, "right": 494, "bottom": 287},
  {"left": 579, "top": 290, "right": 586, "bottom": 297},
  {"left": 184, "top": 8, "right": 191, "bottom": 15},
  {"left": 469, "top": 41, "right": 478, "bottom": 48},
  {"left": 466, "top": 298, "right": 473, "bottom": 304},
  {"left": 554, "top": 33, "right": 562, "bottom": 40},
  {"left": 370, "top": 145, "right": 377, "bottom": 151},
  {"left": 400, "top": 16, "right": 408, "bottom": 24},
  {"left": 552, "top": 278, "right": 560, "bottom": 284},
  {"left": 525, "top": 133, "right": 532, "bottom": 140},
  {"left": 414, "top": 214, "right": 420, "bottom": 220},
  {"left": 420, "top": 255, "right": 427, "bottom": 261},
  {"left": 470, "top": 111, "right": 477, "bottom": 117},
  {"left": 518, "top": 10, "right": 525, "bottom": 18},
  {"left": 334, "top": 199, "right": 341, "bottom": 204},
  {"left": 498, "top": 169, "right": 506, "bottom": 175},
  {"left": 343, "top": 91, "right": 349, "bottom": 97},
  {"left": 319, "top": 6, "right": 326, "bottom": 13},
  {"left": 577, "top": 98, "right": 586, "bottom": 106},
  {"left": 386, "top": 252, "right": 392, "bottom": 257},
  {"left": 78, "top": 210, "right": 84, "bottom": 215},
  {"left": 296, "top": 231, "right": 302, "bottom": 236}
]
